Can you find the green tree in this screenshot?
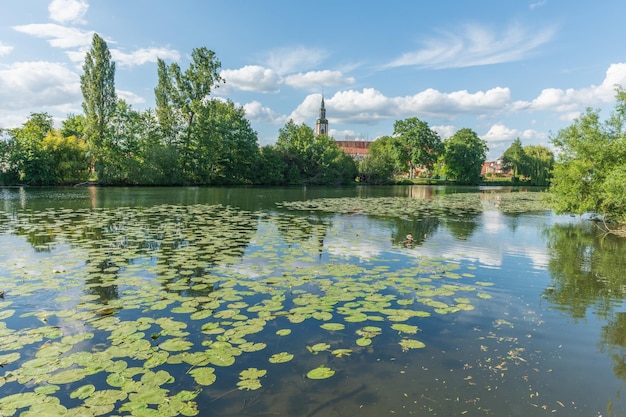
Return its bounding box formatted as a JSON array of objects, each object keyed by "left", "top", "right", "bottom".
[
  {"left": 502, "top": 138, "right": 528, "bottom": 181},
  {"left": 255, "top": 145, "right": 287, "bottom": 185},
  {"left": 191, "top": 99, "right": 259, "bottom": 184},
  {"left": 550, "top": 88, "right": 626, "bottom": 226},
  {"left": 154, "top": 58, "right": 178, "bottom": 143},
  {"left": 276, "top": 120, "right": 356, "bottom": 185},
  {"left": 61, "top": 114, "right": 85, "bottom": 139},
  {"left": 393, "top": 117, "right": 443, "bottom": 177},
  {"left": 9, "top": 112, "right": 54, "bottom": 185},
  {"left": 358, "top": 136, "right": 396, "bottom": 184},
  {"left": 165, "top": 47, "right": 223, "bottom": 178},
  {"left": 442, "top": 128, "right": 488, "bottom": 185},
  {"left": 80, "top": 33, "right": 117, "bottom": 179},
  {"left": 42, "top": 130, "right": 90, "bottom": 184},
  {"left": 523, "top": 145, "right": 554, "bottom": 186}
]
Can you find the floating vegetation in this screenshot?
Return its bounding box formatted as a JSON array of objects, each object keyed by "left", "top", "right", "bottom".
[
  {"left": 306, "top": 365, "right": 335, "bottom": 380},
  {"left": 0, "top": 191, "right": 564, "bottom": 416},
  {"left": 277, "top": 190, "right": 550, "bottom": 219}
]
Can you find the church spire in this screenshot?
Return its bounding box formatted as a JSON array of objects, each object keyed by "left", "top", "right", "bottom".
[{"left": 315, "top": 94, "right": 328, "bottom": 136}]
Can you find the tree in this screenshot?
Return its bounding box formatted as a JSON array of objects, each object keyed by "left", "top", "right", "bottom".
[
  {"left": 393, "top": 117, "right": 443, "bottom": 177},
  {"left": 191, "top": 99, "right": 259, "bottom": 184},
  {"left": 358, "top": 136, "right": 396, "bottom": 184},
  {"left": 275, "top": 120, "right": 356, "bottom": 185},
  {"left": 80, "top": 33, "right": 117, "bottom": 179},
  {"left": 154, "top": 58, "right": 178, "bottom": 143},
  {"left": 550, "top": 87, "right": 626, "bottom": 227},
  {"left": 502, "top": 138, "right": 528, "bottom": 181},
  {"left": 8, "top": 112, "right": 55, "bottom": 184},
  {"left": 442, "top": 128, "right": 488, "bottom": 185},
  {"left": 42, "top": 130, "right": 89, "bottom": 184},
  {"left": 523, "top": 145, "right": 554, "bottom": 186}
]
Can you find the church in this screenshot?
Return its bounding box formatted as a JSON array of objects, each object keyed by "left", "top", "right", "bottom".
[{"left": 314, "top": 95, "right": 371, "bottom": 161}]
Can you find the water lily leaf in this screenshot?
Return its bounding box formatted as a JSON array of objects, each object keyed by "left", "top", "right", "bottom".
[
  {"left": 83, "top": 389, "right": 127, "bottom": 407},
  {"left": 331, "top": 348, "right": 352, "bottom": 357},
  {"left": 307, "top": 343, "right": 330, "bottom": 354},
  {"left": 70, "top": 384, "right": 96, "bottom": 400},
  {"left": 0, "top": 352, "right": 20, "bottom": 365},
  {"left": 34, "top": 384, "right": 60, "bottom": 395},
  {"left": 391, "top": 323, "right": 419, "bottom": 334},
  {"left": 237, "top": 378, "right": 262, "bottom": 390},
  {"left": 189, "top": 367, "right": 216, "bottom": 386},
  {"left": 320, "top": 322, "right": 345, "bottom": 331},
  {"left": 269, "top": 352, "right": 294, "bottom": 364},
  {"left": 356, "top": 337, "right": 372, "bottom": 347},
  {"left": 306, "top": 365, "right": 335, "bottom": 380},
  {"left": 240, "top": 367, "right": 266, "bottom": 380},
  {"left": 276, "top": 329, "right": 291, "bottom": 336},
  {"left": 48, "top": 368, "right": 88, "bottom": 384},
  {"left": 399, "top": 339, "right": 426, "bottom": 350},
  {"left": 159, "top": 338, "right": 194, "bottom": 352}
]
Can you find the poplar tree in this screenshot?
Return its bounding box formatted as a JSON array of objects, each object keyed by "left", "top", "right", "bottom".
[{"left": 80, "top": 33, "right": 117, "bottom": 178}]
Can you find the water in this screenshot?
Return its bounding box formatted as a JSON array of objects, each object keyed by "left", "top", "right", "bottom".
[{"left": 0, "top": 185, "right": 624, "bottom": 417}]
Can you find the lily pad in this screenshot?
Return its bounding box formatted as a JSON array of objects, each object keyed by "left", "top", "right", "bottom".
[
  {"left": 189, "top": 367, "right": 216, "bottom": 386},
  {"left": 268, "top": 352, "right": 294, "bottom": 364},
  {"left": 306, "top": 365, "right": 335, "bottom": 380}
]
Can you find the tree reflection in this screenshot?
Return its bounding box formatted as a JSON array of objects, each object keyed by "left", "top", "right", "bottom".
[
  {"left": 544, "top": 222, "right": 626, "bottom": 382},
  {"left": 392, "top": 216, "right": 439, "bottom": 247},
  {"left": 543, "top": 223, "right": 626, "bottom": 319},
  {"left": 444, "top": 213, "right": 480, "bottom": 241}
]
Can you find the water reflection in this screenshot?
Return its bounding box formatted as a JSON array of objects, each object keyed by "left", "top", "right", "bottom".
[{"left": 1, "top": 187, "right": 626, "bottom": 416}]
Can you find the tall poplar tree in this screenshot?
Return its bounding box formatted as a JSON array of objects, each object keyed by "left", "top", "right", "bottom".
[{"left": 80, "top": 33, "right": 117, "bottom": 178}]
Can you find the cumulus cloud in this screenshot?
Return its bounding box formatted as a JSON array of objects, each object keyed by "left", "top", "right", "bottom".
[
  {"left": 220, "top": 66, "right": 281, "bottom": 93},
  {"left": 481, "top": 123, "right": 547, "bottom": 159},
  {"left": 432, "top": 125, "right": 457, "bottom": 139},
  {"left": 13, "top": 23, "right": 93, "bottom": 49},
  {"left": 48, "top": 0, "right": 89, "bottom": 25},
  {"left": 385, "top": 22, "right": 556, "bottom": 69},
  {"left": 284, "top": 70, "right": 355, "bottom": 90},
  {"left": 264, "top": 46, "right": 328, "bottom": 74},
  {"left": 111, "top": 47, "right": 180, "bottom": 68},
  {"left": 0, "top": 61, "right": 81, "bottom": 111},
  {"left": 117, "top": 90, "right": 146, "bottom": 105},
  {"left": 0, "top": 41, "right": 13, "bottom": 56},
  {"left": 515, "top": 62, "right": 626, "bottom": 113},
  {"left": 242, "top": 100, "right": 286, "bottom": 124}
]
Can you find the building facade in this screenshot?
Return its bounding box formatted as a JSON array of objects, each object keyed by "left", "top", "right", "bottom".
[{"left": 314, "top": 95, "right": 372, "bottom": 160}]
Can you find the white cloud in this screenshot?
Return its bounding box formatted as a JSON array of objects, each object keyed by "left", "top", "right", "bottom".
[
  {"left": 220, "top": 65, "right": 281, "bottom": 93},
  {"left": 117, "top": 90, "right": 145, "bottom": 105},
  {"left": 385, "top": 22, "right": 556, "bottom": 69},
  {"left": 0, "top": 61, "right": 81, "bottom": 111},
  {"left": 515, "top": 62, "right": 626, "bottom": 112},
  {"left": 13, "top": 23, "right": 93, "bottom": 49},
  {"left": 432, "top": 125, "right": 457, "bottom": 139},
  {"left": 530, "top": 0, "right": 547, "bottom": 10},
  {"left": 0, "top": 41, "right": 13, "bottom": 56},
  {"left": 111, "top": 47, "right": 180, "bottom": 68},
  {"left": 49, "top": 0, "right": 89, "bottom": 25},
  {"left": 264, "top": 46, "right": 328, "bottom": 74},
  {"left": 284, "top": 70, "right": 355, "bottom": 90},
  {"left": 242, "top": 100, "right": 286, "bottom": 124},
  {"left": 481, "top": 123, "right": 547, "bottom": 159}
]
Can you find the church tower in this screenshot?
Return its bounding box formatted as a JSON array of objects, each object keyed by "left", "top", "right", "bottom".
[{"left": 315, "top": 95, "right": 328, "bottom": 136}]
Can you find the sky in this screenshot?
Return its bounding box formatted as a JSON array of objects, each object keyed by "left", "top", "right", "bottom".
[{"left": 1, "top": 0, "right": 626, "bottom": 159}]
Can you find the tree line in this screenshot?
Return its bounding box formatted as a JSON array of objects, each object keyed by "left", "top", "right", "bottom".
[{"left": 0, "top": 32, "right": 539, "bottom": 188}]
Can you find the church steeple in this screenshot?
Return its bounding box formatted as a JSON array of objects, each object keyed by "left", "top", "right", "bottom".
[{"left": 315, "top": 95, "right": 328, "bottom": 136}]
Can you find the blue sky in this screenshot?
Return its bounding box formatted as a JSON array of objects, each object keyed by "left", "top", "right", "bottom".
[{"left": 1, "top": 0, "right": 625, "bottom": 159}]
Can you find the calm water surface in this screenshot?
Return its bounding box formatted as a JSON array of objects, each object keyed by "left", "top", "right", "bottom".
[{"left": 0, "top": 185, "right": 625, "bottom": 417}]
